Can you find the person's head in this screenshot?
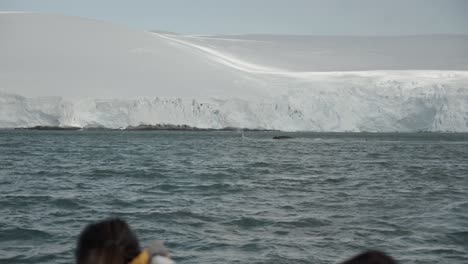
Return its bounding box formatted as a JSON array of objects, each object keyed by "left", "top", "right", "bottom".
[
  {"left": 340, "top": 250, "right": 397, "bottom": 264},
  {"left": 76, "top": 218, "right": 141, "bottom": 264}
]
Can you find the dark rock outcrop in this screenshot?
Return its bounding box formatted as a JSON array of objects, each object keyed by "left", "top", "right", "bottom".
[
  {"left": 273, "top": 135, "right": 293, "bottom": 140},
  {"left": 19, "top": 126, "right": 81, "bottom": 131}
]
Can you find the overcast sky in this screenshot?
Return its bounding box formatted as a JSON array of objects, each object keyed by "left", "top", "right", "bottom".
[{"left": 1, "top": 0, "right": 467, "bottom": 35}]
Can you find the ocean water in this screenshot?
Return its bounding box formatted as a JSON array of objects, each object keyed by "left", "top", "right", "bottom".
[{"left": 0, "top": 131, "right": 467, "bottom": 264}]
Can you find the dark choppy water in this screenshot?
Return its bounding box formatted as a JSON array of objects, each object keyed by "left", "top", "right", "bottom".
[{"left": 0, "top": 131, "right": 467, "bottom": 264}]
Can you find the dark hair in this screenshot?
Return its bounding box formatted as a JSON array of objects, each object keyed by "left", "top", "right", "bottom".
[
  {"left": 340, "top": 250, "right": 397, "bottom": 264},
  {"left": 76, "top": 218, "right": 141, "bottom": 264}
]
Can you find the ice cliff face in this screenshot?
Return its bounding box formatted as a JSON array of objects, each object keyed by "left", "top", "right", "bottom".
[
  {"left": 2, "top": 71, "right": 467, "bottom": 131},
  {"left": 1, "top": 13, "right": 468, "bottom": 131}
]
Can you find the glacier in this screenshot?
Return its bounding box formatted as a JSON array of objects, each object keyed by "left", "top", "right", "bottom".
[
  {"left": 1, "top": 13, "right": 468, "bottom": 132},
  {"left": 2, "top": 70, "right": 468, "bottom": 132}
]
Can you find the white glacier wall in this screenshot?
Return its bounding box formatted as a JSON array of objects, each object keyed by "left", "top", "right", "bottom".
[
  {"left": 1, "top": 13, "right": 468, "bottom": 132},
  {"left": 2, "top": 71, "right": 468, "bottom": 132}
]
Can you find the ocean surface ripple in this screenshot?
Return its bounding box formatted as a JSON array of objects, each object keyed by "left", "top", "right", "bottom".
[{"left": 0, "top": 131, "right": 467, "bottom": 264}]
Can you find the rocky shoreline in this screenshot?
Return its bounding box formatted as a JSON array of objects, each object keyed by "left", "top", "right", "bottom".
[
  {"left": 15, "top": 126, "right": 82, "bottom": 131},
  {"left": 13, "top": 124, "right": 276, "bottom": 132}
]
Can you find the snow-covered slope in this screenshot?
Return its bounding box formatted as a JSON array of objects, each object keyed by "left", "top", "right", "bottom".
[
  {"left": 1, "top": 13, "right": 468, "bottom": 131},
  {"left": 178, "top": 34, "right": 468, "bottom": 72},
  {"left": 0, "top": 13, "right": 267, "bottom": 99}
]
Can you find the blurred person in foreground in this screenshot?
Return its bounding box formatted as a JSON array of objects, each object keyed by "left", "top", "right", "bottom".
[
  {"left": 76, "top": 218, "right": 396, "bottom": 264},
  {"left": 76, "top": 218, "right": 174, "bottom": 264}
]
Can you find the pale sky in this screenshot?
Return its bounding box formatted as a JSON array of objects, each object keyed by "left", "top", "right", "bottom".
[{"left": 1, "top": 0, "right": 467, "bottom": 35}]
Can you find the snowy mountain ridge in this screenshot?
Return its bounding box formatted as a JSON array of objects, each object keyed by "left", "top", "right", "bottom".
[{"left": 1, "top": 13, "right": 468, "bottom": 131}]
